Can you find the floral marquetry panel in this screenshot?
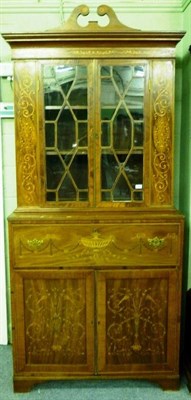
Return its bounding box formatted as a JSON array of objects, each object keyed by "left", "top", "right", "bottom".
[
  {"left": 13, "top": 270, "right": 94, "bottom": 373},
  {"left": 97, "top": 269, "right": 178, "bottom": 373},
  {"left": 151, "top": 61, "right": 174, "bottom": 206},
  {"left": 14, "top": 62, "right": 40, "bottom": 206}
]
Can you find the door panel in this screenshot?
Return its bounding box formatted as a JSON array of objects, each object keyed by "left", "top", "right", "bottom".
[
  {"left": 96, "top": 60, "right": 148, "bottom": 206},
  {"left": 97, "top": 269, "right": 179, "bottom": 374},
  {"left": 13, "top": 269, "right": 94, "bottom": 374},
  {"left": 42, "top": 61, "right": 94, "bottom": 206}
]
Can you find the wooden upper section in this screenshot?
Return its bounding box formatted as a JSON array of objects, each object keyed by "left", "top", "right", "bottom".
[
  {"left": 2, "top": 5, "right": 186, "bottom": 210},
  {"left": 2, "top": 4, "right": 185, "bottom": 57}
]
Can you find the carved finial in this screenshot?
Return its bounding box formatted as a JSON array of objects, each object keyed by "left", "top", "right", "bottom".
[{"left": 47, "top": 4, "right": 140, "bottom": 32}]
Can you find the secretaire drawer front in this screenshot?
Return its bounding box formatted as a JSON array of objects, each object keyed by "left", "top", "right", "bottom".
[{"left": 11, "top": 223, "right": 181, "bottom": 268}]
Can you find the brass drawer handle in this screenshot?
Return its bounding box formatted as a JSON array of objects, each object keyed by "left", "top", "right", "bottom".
[
  {"left": 147, "top": 236, "right": 165, "bottom": 249},
  {"left": 27, "top": 239, "right": 44, "bottom": 251}
]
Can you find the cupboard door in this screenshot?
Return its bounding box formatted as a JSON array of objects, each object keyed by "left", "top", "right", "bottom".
[
  {"left": 12, "top": 269, "right": 94, "bottom": 374},
  {"left": 96, "top": 59, "right": 174, "bottom": 208},
  {"left": 42, "top": 61, "right": 94, "bottom": 207},
  {"left": 96, "top": 61, "right": 148, "bottom": 206},
  {"left": 97, "top": 269, "right": 180, "bottom": 375}
]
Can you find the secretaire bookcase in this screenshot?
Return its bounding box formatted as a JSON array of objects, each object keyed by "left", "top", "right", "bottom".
[{"left": 3, "top": 4, "right": 185, "bottom": 392}]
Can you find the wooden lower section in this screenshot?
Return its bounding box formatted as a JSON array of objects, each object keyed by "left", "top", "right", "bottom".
[{"left": 8, "top": 210, "right": 184, "bottom": 393}]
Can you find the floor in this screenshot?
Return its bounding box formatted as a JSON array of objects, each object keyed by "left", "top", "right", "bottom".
[{"left": 0, "top": 345, "right": 190, "bottom": 400}]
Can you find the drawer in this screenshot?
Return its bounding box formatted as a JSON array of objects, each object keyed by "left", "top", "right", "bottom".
[{"left": 10, "top": 222, "right": 182, "bottom": 268}]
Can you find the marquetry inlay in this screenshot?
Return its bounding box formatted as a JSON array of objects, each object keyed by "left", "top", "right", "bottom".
[
  {"left": 15, "top": 63, "right": 38, "bottom": 206},
  {"left": 152, "top": 61, "right": 173, "bottom": 204},
  {"left": 106, "top": 281, "right": 167, "bottom": 363}
]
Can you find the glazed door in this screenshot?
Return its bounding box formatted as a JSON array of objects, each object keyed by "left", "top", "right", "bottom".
[
  {"left": 96, "top": 269, "right": 179, "bottom": 375},
  {"left": 12, "top": 269, "right": 95, "bottom": 374},
  {"left": 42, "top": 60, "right": 148, "bottom": 207},
  {"left": 95, "top": 61, "right": 148, "bottom": 206},
  {"left": 42, "top": 61, "right": 94, "bottom": 206}
]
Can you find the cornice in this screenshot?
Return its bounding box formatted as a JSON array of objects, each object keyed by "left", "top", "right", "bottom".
[{"left": 0, "top": 0, "right": 190, "bottom": 14}]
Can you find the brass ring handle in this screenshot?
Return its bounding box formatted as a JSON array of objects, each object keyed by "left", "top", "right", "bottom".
[
  {"left": 26, "top": 239, "right": 44, "bottom": 251},
  {"left": 147, "top": 236, "right": 165, "bottom": 249}
]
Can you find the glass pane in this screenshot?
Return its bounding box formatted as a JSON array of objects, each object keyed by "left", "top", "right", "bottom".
[
  {"left": 46, "top": 153, "right": 88, "bottom": 202},
  {"left": 133, "top": 191, "right": 143, "bottom": 201},
  {"left": 68, "top": 66, "right": 87, "bottom": 106},
  {"left": 101, "top": 122, "right": 111, "bottom": 146},
  {"left": 45, "top": 123, "right": 55, "bottom": 147},
  {"left": 113, "top": 175, "right": 131, "bottom": 201},
  {"left": 125, "top": 154, "right": 143, "bottom": 189},
  {"left": 57, "top": 109, "right": 75, "bottom": 151},
  {"left": 113, "top": 66, "right": 133, "bottom": 96},
  {"left": 79, "top": 122, "right": 88, "bottom": 146},
  {"left": 113, "top": 112, "right": 132, "bottom": 150},
  {"left": 58, "top": 176, "right": 76, "bottom": 201},
  {"left": 134, "top": 122, "right": 144, "bottom": 147},
  {"left": 101, "top": 64, "right": 145, "bottom": 202},
  {"left": 43, "top": 64, "right": 89, "bottom": 202},
  {"left": 46, "top": 154, "right": 64, "bottom": 190},
  {"left": 102, "top": 153, "right": 118, "bottom": 189},
  {"left": 69, "top": 155, "right": 88, "bottom": 189}
]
